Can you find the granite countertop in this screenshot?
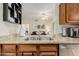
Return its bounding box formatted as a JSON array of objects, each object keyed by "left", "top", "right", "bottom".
[{"left": 0, "top": 34, "right": 79, "bottom": 44}]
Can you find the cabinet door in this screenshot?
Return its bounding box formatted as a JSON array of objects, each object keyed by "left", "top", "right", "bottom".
[
  {"left": 2, "top": 44, "right": 16, "bottom": 53},
  {"left": 59, "top": 3, "right": 66, "bottom": 24},
  {"left": 66, "top": 3, "right": 79, "bottom": 24},
  {"left": 40, "top": 45, "right": 58, "bottom": 52},
  {"left": 18, "top": 45, "right": 36, "bottom": 52}
]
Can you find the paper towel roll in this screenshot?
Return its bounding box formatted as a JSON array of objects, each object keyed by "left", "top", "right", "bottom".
[{"left": 19, "top": 24, "right": 26, "bottom": 37}]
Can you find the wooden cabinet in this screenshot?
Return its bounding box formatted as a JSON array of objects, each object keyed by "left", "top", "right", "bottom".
[
  {"left": 17, "top": 45, "right": 37, "bottom": 56},
  {"left": 39, "top": 44, "right": 59, "bottom": 56},
  {"left": 0, "top": 44, "right": 59, "bottom": 56},
  {"left": 2, "top": 44, "right": 16, "bottom": 56},
  {"left": 40, "top": 45, "right": 58, "bottom": 52},
  {"left": 18, "top": 45, "right": 36, "bottom": 52},
  {"left": 2, "top": 44, "right": 16, "bottom": 53},
  {"left": 59, "top": 3, "right": 79, "bottom": 25},
  {"left": 59, "top": 3, "right": 66, "bottom": 24}
]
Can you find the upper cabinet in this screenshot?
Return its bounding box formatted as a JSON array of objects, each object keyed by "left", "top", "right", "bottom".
[
  {"left": 59, "top": 3, "right": 79, "bottom": 25},
  {"left": 59, "top": 3, "right": 66, "bottom": 24}
]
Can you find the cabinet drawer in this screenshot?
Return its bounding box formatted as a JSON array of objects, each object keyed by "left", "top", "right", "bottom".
[
  {"left": 40, "top": 45, "right": 58, "bottom": 52},
  {"left": 18, "top": 45, "right": 36, "bottom": 52},
  {"left": 2, "top": 44, "right": 16, "bottom": 53},
  {"left": 2, "top": 53, "right": 16, "bottom": 56},
  {"left": 40, "top": 52, "right": 57, "bottom": 56}
]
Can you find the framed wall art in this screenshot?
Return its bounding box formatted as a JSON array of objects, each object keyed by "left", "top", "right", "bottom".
[{"left": 3, "top": 3, "right": 22, "bottom": 24}]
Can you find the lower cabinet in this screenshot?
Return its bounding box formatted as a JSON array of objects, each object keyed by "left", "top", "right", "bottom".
[
  {"left": 2, "top": 44, "right": 16, "bottom": 53},
  {"left": 17, "top": 45, "right": 37, "bottom": 56},
  {"left": 0, "top": 44, "right": 59, "bottom": 56},
  {"left": 39, "top": 45, "right": 58, "bottom": 52},
  {"left": 39, "top": 44, "right": 59, "bottom": 56},
  {"left": 18, "top": 45, "right": 36, "bottom": 52},
  {"left": 1, "top": 44, "right": 16, "bottom": 56}
]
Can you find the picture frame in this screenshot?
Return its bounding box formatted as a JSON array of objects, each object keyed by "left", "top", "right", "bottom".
[{"left": 3, "top": 3, "right": 22, "bottom": 24}]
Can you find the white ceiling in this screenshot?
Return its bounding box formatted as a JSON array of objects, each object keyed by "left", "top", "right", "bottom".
[{"left": 22, "top": 3, "right": 59, "bottom": 20}]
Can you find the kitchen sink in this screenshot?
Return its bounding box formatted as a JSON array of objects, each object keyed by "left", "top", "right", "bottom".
[{"left": 25, "top": 35, "right": 53, "bottom": 41}]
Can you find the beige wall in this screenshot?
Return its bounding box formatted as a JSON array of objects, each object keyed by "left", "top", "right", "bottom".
[
  {"left": 0, "top": 3, "right": 20, "bottom": 36},
  {"left": 22, "top": 3, "right": 62, "bottom": 35}
]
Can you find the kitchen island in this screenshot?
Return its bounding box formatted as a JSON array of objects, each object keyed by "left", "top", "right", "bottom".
[{"left": 0, "top": 34, "right": 79, "bottom": 56}]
